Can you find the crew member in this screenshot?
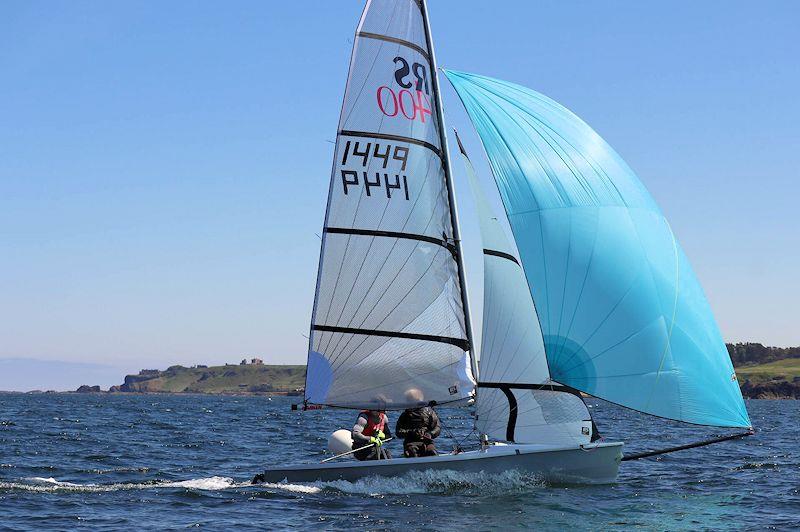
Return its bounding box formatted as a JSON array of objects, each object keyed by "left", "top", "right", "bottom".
[
  {"left": 395, "top": 389, "right": 441, "bottom": 457},
  {"left": 351, "top": 409, "right": 392, "bottom": 461}
]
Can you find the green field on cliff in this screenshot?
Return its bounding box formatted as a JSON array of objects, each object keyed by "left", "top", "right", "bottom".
[
  {"left": 736, "top": 358, "right": 800, "bottom": 383},
  {"left": 122, "top": 364, "right": 306, "bottom": 394}
]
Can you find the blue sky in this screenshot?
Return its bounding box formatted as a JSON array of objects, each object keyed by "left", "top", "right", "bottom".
[{"left": 1, "top": 1, "right": 798, "bottom": 389}]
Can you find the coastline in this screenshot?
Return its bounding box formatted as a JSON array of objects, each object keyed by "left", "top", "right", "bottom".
[{"left": 4, "top": 382, "right": 797, "bottom": 400}]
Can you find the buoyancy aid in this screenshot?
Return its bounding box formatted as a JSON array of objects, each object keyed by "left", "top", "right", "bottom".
[{"left": 360, "top": 410, "right": 387, "bottom": 437}]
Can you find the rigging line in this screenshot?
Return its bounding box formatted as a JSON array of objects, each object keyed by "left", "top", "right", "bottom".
[
  {"left": 621, "top": 431, "right": 754, "bottom": 461},
  {"left": 436, "top": 410, "right": 467, "bottom": 451},
  {"left": 324, "top": 157, "right": 438, "bottom": 363}
]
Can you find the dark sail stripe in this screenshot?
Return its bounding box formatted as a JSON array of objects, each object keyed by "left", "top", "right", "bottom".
[
  {"left": 339, "top": 130, "right": 440, "bottom": 157},
  {"left": 500, "top": 387, "right": 518, "bottom": 442},
  {"left": 356, "top": 31, "right": 430, "bottom": 62},
  {"left": 313, "top": 324, "right": 469, "bottom": 351},
  {"left": 478, "top": 381, "right": 585, "bottom": 442},
  {"left": 324, "top": 227, "right": 457, "bottom": 257},
  {"left": 478, "top": 381, "right": 582, "bottom": 396},
  {"left": 483, "top": 248, "right": 520, "bottom": 266}
]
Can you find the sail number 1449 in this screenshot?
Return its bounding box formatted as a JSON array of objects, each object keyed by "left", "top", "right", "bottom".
[{"left": 340, "top": 140, "right": 410, "bottom": 200}]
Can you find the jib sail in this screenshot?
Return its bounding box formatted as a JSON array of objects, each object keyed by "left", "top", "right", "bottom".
[{"left": 455, "top": 130, "right": 595, "bottom": 445}]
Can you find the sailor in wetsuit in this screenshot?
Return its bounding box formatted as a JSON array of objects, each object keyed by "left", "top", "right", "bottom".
[
  {"left": 395, "top": 389, "right": 441, "bottom": 457},
  {"left": 351, "top": 410, "right": 392, "bottom": 461}
]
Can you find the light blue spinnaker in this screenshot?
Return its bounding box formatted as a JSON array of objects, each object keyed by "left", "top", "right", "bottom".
[{"left": 445, "top": 70, "right": 750, "bottom": 428}]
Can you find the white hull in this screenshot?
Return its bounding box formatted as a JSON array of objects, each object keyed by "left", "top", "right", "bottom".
[{"left": 255, "top": 441, "right": 623, "bottom": 485}]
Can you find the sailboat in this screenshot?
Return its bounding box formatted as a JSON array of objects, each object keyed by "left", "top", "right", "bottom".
[{"left": 254, "top": 0, "right": 751, "bottom": 485}]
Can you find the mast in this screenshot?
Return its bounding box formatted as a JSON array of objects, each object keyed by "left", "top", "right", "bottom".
[{"left": 419, "top": 0, "right": 478, "bottom": 383}]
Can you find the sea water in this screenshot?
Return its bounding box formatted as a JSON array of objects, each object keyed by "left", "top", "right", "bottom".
[{"left": 0, "top": 394, "right": 797, "bottom": 530}]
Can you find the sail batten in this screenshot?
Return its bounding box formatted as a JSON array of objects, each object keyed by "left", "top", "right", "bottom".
[
  {"left": 304, "top": 0, "right": 475, "bottom": 410},
  {"left": 446, "top": 70, "right": 751, "bottom": 428}
]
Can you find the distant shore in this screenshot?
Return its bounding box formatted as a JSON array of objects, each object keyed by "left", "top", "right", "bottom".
[{"left": 5, "top": 342, "right": 799, "bottom": 399}]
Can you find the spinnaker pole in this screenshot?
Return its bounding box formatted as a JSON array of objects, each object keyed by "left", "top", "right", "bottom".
[{"left": 419, "top": 0, "right": 479, "bottom": 384}]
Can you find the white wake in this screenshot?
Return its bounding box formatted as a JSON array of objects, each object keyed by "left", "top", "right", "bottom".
[
  {"left": 0, "top": 476, "right": 248, "bottom": 493},
  {"left": 2, "top": 469, "right": 544, "bottom": 496}
]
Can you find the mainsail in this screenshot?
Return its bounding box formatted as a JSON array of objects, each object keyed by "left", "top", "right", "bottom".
[
  {"left": 445, "top": 70, "right": 751, "bottom": 428},
  {"left": 455, "top": 131, "right": 593, "bottom": 445},
  {"left": 304, "top": 0, "right": 475, "bottom": 409}
]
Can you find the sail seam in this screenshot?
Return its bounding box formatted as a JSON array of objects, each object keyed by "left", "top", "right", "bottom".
[
  {"left": 356, "top": 32, "right": 430, "bottom": 62},
  {"left": 483, "top": 248, "right": 520, "bottom": 266},
  {"left": 339, "top": 129, "right": 440, "bottom": 156},
  {"left": 312, "top": 324, "right": 469, "bottom": 351}
]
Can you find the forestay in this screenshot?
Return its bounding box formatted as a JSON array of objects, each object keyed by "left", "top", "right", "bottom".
[
  {"left": 305, "top": 0, "right": 475, "bottom": 409},
  {"left": 446, "top": 70, "right": 751, "bottom": 428},
  {"left": 455, "top": 131, "right": 593, "bottom": 445}
]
